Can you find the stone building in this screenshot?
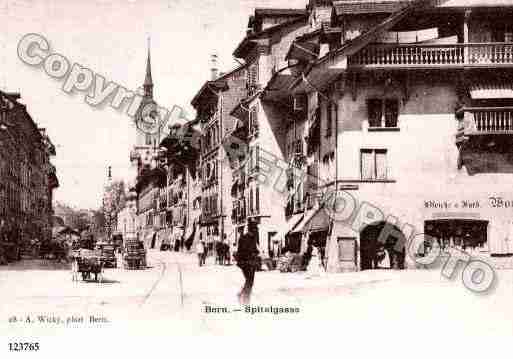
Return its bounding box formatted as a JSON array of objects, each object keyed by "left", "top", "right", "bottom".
[
  {"left": 131, "top": 46, "right": 200, "bottom": 251},
  {"left": 191, "top": 58, "right": 249, "bottom": 249},
  {"left": 286, "top": 0, "right": 513, "bottom": 271},
  {"left": 0, "top": 90, "right": 58, "bottom": 261},
  {"left": 159, "top": 123, "right": 201, "bottom": 250}
]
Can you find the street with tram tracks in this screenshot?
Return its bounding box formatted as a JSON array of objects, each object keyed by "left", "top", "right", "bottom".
[{"left": 2, "top": 249, "right": 513, "bottom": 339}]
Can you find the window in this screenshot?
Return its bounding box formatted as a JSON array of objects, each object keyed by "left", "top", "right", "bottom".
[
  {"left": 361, "top": 149, "right": 388, "bottom": 180},
  {"left": 145, "top": 133, "right": 152, "bottom": 146},
  {"left": 295, "top": 139, "right": 303, "bottom": 155},
  {"left": 247, "top": 62, "right": 259, "bottom": 93},
  {"left": 492, "top": 24, "right": 513, "bottom": 42},
  {"left": 367, "top": 99, "right": 399, "bottom": 128},
  {"left": 249, "top": 188, "right": 254, "bottom": 214},
  {"left": 326, "top": 102, "right": 333, "bottom": 137},
  {"left": 255, "top": 186, "right": 260, "bottom": 214},
  {"left": 249, "top": 105, "right": 259, "bottom": 137}
]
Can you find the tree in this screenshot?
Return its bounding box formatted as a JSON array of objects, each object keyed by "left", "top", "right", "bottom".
[{"left": 103, "top": 180, "right": 127, "bottom": 236}]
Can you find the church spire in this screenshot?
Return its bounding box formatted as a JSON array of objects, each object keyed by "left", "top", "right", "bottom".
[{"left": 144, "top": 37, "right": 153, "bottom": 98}]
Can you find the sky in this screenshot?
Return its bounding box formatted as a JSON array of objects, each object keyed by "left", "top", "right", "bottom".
[{"left": 0, "top": 0, "right": 308, "bottom": 210}]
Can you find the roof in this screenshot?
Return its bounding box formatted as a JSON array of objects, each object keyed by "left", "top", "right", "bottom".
[
  {"left": 290, "top": 0, "right": 446, "bottom": 92},
  {"left": 295, "top": 28, "right": 322, "bottom": 42},
  {"left": 144, "top": 46, "right": 153, "bottom": 87},
  {"left": 190, "top": 64, "right": 246, "bottom": 108},
  {"left": 326, "top": 0, "right": 442, "bottom": 63},
  {"left": 333, "top": 0, "right": 411, "bottom": 15},
  {"left": 440, "top": 0, "right": 513, "bottom": 7},
  {"left": 234, "top": 15, "right": 308, "bottom": 58},
  {"left": 190, "top": 80, "right": 228, "bottom": 108},
  {"left": 254, "top": 8, "right": 308, "bottom": 17},
  {"left": 229, "top": 91, "right": 263, "bottom": 120}
]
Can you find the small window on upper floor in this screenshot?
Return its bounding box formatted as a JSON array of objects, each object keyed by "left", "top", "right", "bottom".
[
  {"left": 367, "top": 99, "right": 399, "bottom": 129},
  {"left": 248, "top": 105, "right": 259, "bottom": 138},
  {"left": 361, "top": 149, "right": 388, "bottom": 181}
]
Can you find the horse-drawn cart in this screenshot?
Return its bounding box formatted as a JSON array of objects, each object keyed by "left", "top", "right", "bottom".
[
  {"left": 71, "top": 249, "right": 103, "bottom": 282},
  {"left": 123, "top": 240, "right": 146, "bottom": 270}
]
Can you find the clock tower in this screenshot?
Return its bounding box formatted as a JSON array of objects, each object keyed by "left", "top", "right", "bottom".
[{"left": 130, "top": 41, "right": 159, "bottom": 184}]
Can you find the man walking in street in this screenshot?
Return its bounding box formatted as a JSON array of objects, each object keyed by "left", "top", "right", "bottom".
[{"left": 235, "top": 221, "right": 259, "bottom": 305}]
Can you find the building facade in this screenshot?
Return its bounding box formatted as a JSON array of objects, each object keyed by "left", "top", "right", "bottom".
[
  {"left": 131, "top": 47, "right": 200, "bottom": 251},
  {"left": 0, "top": 90, "right": 58, "bottom": 261},
  {"left": 190, "top": 0, "right": 513, "bottom": 272},
  {"left": 191, "top": 62, "right": 248, "bottom": 249},
  {"left": 286, "top": 0, "right": 513, "bottom": 271}
]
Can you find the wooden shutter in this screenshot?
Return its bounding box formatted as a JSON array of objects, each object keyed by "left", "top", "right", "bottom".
[
  {"left": 361, "top": 149, "right": 375, "bottom": 180},
  {"left": 375, "top": 150, "right": 387, "bottom": 180}
]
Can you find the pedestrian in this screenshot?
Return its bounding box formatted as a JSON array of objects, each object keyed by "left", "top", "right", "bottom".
[
  {"left": 235, "top": 221, "right": 259, "bottom": 305},
  {"left": 196, "top": 240, "right": 205, "bottom": 267}
]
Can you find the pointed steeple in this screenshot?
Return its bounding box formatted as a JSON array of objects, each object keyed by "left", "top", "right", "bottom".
[{"left": 143, "top": 37, "right": 153, "bottom": 98}]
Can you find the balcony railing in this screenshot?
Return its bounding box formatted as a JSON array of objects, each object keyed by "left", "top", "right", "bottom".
[
  {"left": 349, "top": 43, "right": 513, "bottom": 68},
  {"left": 457, "top": 107, "right": 513, "bottom": 137}
]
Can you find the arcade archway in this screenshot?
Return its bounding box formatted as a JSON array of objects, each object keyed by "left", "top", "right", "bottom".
[{"left": 360, "top": 221, "right": 406, "bottom": 270}]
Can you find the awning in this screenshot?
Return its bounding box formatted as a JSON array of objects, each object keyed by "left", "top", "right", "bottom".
[
  {"left": 286, "top": 41, "right": 319, "bottom": 61},
  {"left": 470, "top": 83, "right": 513, "bottom": 99},
  {"left": 331, "top": 220, "right": 357, "bottom": 238},
  {"left": 292, "top": 207, "right": 331, "bottom": 234},
  {"left": 276, "top": 213, "right": 304, "bottom": 242},
  {"left": 291, "top": 208, "right": 317, "bottom": 234},
  {"left": 185, "top": 224, "right": 194, "bottom": 239},
  {"left": 144, "top": 231, "right": 155, "bottom": 242}
]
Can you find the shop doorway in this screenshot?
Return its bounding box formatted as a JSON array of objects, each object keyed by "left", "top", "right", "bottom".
[
  {"left": 308, "top": 230, "right": 328, "bottom": 268},
  {"left": 424, "top": 219, "right": 488, "bottom": 253},
  {"left": 359, "top": 221, "right": 406, "bottom": 270}
]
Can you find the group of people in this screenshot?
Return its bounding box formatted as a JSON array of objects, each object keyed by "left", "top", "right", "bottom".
[
  {"left": 194, "top": 221, "right": 260, "bottom": 305},
  {"left": 0, "top": 218, "right": 22, "bottom": 264},
  {"left": 195, "top": 239, "right": 233, "bottom": 266}
]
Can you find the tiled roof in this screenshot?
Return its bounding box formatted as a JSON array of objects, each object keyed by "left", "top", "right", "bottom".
[
  {"left": 333, "top": 0, "right": 412, "bottom": 15},
  {"left": 254, "top": 8, "right": 308, "bottom": 17}
]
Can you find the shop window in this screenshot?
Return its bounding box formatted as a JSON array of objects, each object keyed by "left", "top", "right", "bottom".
[
  {"left": 367, "top": 99, "right": 399, "bottom": 128},
  {"left": 361, "top": 149, "right": 388, "bottom": 181}
]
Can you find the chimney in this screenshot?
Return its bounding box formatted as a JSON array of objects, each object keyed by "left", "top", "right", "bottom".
[{"left": 210, "top": 54, "right": 219, "bottom": 81}]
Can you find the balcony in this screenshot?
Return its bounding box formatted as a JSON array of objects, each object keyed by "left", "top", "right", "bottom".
[
  {"left": 349, "top": 43, "right": 513, "bottom": 69},
  {"left": 457, "top": 107, "right": 513, "bottom": 139}
]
